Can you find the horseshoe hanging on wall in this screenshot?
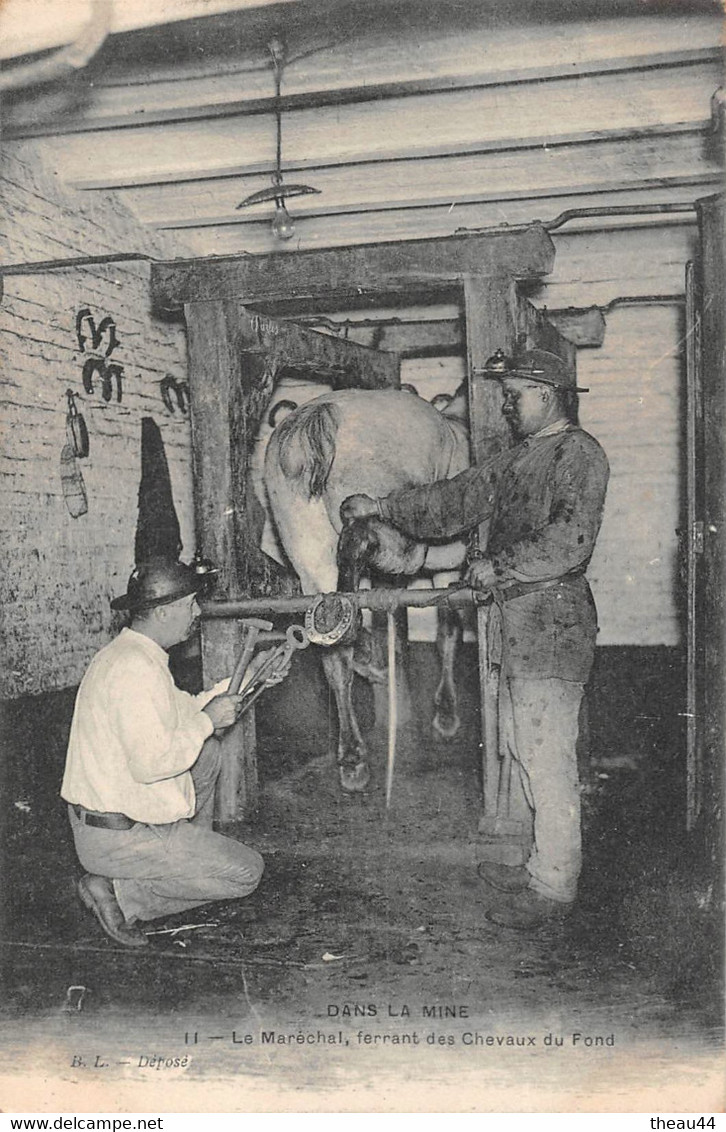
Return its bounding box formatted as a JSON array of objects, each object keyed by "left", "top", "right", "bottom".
[{"left": 82, "top": 357, "right": 124, "bottom": 402}]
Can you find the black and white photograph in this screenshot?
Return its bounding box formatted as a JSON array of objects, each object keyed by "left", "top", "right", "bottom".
[{"left": 0, "top": 0, "right": 724, "bottom": 1114}]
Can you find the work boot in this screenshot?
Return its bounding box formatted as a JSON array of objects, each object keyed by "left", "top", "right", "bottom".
[
  {"left": 477, "top": 861, "right": 530, "bottom": 893},
  {"left": 486, "top": 888, "right": 572, "bottom": 930},
  {"left": 77, "top": 874, "right": 148, "bottom": 948}
]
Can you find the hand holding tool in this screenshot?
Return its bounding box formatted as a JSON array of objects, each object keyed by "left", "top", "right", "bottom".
[{"left": 237, "top": 623, "right": 309, "bottom": 716}]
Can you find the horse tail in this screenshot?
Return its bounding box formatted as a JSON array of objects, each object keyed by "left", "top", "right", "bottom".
[{"left": 273, "top": 400, "right": 340, "bottom": 498}]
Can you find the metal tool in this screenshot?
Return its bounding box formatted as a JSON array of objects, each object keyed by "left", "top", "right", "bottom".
[
  {"left": 237, "top": 623, "right": 309, "bottom": 716},
  {"left": 228, "top": 618, "right": 274, "bottom": 695}
]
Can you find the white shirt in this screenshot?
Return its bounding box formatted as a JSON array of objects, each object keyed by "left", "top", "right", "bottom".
[{"left": 61, "top": 628, "right": 228, "bottom": 824}]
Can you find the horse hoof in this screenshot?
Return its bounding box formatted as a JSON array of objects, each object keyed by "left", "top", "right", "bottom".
[
  {"left": 432, "top": 712, "right": 461, "bottom": 739},
  {"left": 338, "top": 761, "right": 370, "bottom": 793}
]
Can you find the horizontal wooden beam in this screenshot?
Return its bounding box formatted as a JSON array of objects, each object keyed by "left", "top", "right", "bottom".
[
  {"left": 155, "top": 175, "right": 718, "bottom": 233},
  {"left": 547, "top": 307, "right": 607, "bottom": 348},
  {"left": 96, "top": 10, "right": 721, "bottom": 100},
  {"left": 121, "top": 130, "right": 717, "bottom": 230},
  {"left": 247, "top": 226, "right": 695, "bottom": 316},
  {"left": 342, "top": 319, "right": 465, "bottom": 357},
  {"left": 57, "top": 121, "right": 714, "bottom": 194},
  {"left": 233, "top": 306, "right": 400, "bottom": 389},
  {"left": 151, "top": 224, "right": 555, "bottom": 311},
  {"left": 335, "top": 306, "right": 607, "bottom": 353},
  {"left": 171, "top": 183, "right": 704, "bottom": 259},
  {"left": 53, "top": 62, "right": 716, "bottom": 190},
  {"left": 5, "top": 46, "right": 719, "bottom": 139},
  {"left": 405, "top": 307, "right": 602, "bottom": 350}
]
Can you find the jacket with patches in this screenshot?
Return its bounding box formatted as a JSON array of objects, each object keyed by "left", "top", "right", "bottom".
[{"left": 379, "top": 424, "right": 609, "bottom": 681}]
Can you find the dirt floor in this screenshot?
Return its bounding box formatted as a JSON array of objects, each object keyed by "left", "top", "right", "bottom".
[{"left": 0, "top": 645, "right": 723, "bottom": 1111}]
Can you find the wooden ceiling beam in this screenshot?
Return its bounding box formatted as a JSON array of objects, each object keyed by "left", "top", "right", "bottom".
[
  {"left": 98, "top": 9, "right": 720, "bottom": 94},
  {"left": 234, "top": 306, "right": 400, "bottom": 388},
  {"left": 547, "top": 307, "right": 607, "bottom": 348},
  {"left": 121, "top": 130, "right": 717, "bottom": 228},
  {"left": 171, "top": 184, "right": 702, "bottom": 259},
  {"left": 328, "top": 319, "right": 465, "bottom": 357},
  {"left": 89, "top": 13, "right": 724, "bottom": 85},
  {"left": 61, "top": 121, "right": 714, "bottom": 193},
  {"left": 150, "top": 224, "right": 555, "bottom": 311},
  {"left": 155, "top": 174, "right": 718, "bottom": 232},
  {"left": 51, "top": 62, "right": 716, "bottom": 190},
  {"left": 329, "top": 307, "right": 607, "bottom": 353},
  {"left": 5, "top": 46, "right": 718, "bottom": 139}
]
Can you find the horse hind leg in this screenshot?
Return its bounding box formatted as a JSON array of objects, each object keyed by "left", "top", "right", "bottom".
[
  {"left": 265, "top": 483, "right": 370, "bottom": 791},
  {"left": 433, "top": 605, "right": 462, "bottom": 738},
  {"left": 337, "top": 518, "right": 417, "bottom": 721},
  {"left": 321, "top": 646, "right": 371, "bottom": 793},
  {"left": 336, "top": 519, "right": 386, "bottom": 684},
  {"left": 352, "top": 626, "right": 387, "bottom": 685}
]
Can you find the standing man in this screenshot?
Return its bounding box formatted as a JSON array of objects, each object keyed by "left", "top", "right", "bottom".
[
  {"left": 341, "top": 349, "right": 609, "bottom": 929},
  {"left": 62, "top": 558, "right": 288, "bottom": 948}
]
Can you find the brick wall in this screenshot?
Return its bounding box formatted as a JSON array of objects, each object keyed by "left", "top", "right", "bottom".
[
  {"left": 579, "top": 303, "right": 684, "bottom": 647},
  {"left": 0, "top": 143, "right": 195, "bottom": 697},
  {"left": 547, "top": 224, "right": 698, "bottom": 648}
]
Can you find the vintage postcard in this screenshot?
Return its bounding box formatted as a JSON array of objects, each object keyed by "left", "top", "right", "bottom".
[{"left": 0, "top": 0, "right": 723, "bottom": 1114}]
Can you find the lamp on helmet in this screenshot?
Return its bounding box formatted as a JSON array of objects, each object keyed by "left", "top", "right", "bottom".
[{"left": 480, "top": 348, "right": 515, "bottom": 376}]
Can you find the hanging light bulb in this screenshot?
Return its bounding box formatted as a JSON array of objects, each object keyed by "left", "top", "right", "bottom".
[
  {"left": 271, "top": 197, "right": 296, "bottom": 240},
  {"left": 236, "top": 37, "right": 320, "bottom": 241}
]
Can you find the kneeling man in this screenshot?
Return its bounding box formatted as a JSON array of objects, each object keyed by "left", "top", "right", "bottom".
[{"left": 62, "top": 558, "right": 288, "bottom": 947}]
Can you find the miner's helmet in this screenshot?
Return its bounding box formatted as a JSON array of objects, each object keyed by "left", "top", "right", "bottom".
[
  {"left": 506, "top": 348, "right": 589, "bottom": 393},
  {"left": 111, "top": 556, "right": 204, "bottom": 612}
]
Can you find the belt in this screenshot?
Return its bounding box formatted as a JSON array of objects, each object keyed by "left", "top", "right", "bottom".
[
  {"left": 72, "top": 803, "right": 135, "bottom": 830},
  {"left": 493, "top": 574, "right": 582, "bottom": 603}
]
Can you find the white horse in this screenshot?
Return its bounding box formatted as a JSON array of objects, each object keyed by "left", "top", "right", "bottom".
[{"left": 263, "top": 384, "right": 470, "bottom": 792}]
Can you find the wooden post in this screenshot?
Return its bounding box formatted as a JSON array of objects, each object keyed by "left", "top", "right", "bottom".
[
  {"left": 695, "top": 193, "right": 725, "bottom": 886},
  {"left": 463, "top": 276, "right": 522, "bottom": 854},
  {"left": 184, "top": 300, "right": 278, "bottom": 821}
]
